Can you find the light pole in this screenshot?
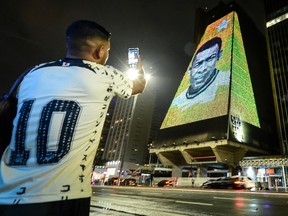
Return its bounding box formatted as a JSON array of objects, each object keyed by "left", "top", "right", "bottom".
[{"left": 148, "top": 142, "right": 154, "bottom": 166}]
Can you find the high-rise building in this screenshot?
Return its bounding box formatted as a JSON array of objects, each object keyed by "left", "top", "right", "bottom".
[
  {"left": 264, "top": 0, "right": 288, "bottom": 155},
  {"left": 103, "top": 81, "right": 155, "bottom": 173},
  {"left": 93, "top": 97, "right": 117, "bottom": 166},
  {"left": 238, "top": 1, "right": 288, "bottom": 190},
  {"left": 150, "top": 0, "right": 279, "bottom": 176}
]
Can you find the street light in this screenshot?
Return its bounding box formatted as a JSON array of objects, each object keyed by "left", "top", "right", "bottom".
[
  {"left": 127, "top": 68, "right": 139, "bottom": 80},
  {"left": 148, "top": 143, "right": 154, "bottom": 166},
  {"left": 127, "top": 68, "right": 151, "bottom": 81}
]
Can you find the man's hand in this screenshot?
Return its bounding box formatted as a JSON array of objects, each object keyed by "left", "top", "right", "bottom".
[{"left": 132, "top": 55, "right": 147, "bottom": 95}]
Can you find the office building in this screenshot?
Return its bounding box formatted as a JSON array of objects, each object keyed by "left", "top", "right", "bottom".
[
  {"left": 103, "top": 81, "right": 155, "bottom": 175},
  {"left": 265, "top": 0, "right": 288, "bottom": 155},
  {"left": 150, "top": 1, "right": 279, "bottom": 177},
  {"left": 93, "top": 97, "right": 117, "bottom": 166},
  {"left": 238, "top": 0, "right": 288, "bottom": 191}
]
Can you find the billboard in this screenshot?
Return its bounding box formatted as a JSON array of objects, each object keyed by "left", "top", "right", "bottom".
[{"left": 160, "top": 11, "right": 260, "bottom": 133}]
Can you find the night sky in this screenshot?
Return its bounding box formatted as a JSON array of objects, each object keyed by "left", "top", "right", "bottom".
[{"left": 0, "top": 0, "right": 265, "bottom": 123}]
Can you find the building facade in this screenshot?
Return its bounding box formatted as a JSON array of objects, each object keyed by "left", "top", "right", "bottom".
[
  {"left": 151, "top": 0, "right": 279, "bottom": 179},
  {"left": 103, "top": 81, "right": 155, "bottom": 175},
  {"left": 265, "top": 0, "right": 288, "bottom": 155},
  {"left": 238, "top": 0, "right": 288, "bottom": 192},
  {"left": 93, "top": 97, "right": 117, "bottom": 166}
]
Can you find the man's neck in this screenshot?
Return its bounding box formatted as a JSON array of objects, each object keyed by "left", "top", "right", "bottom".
[{"left": 65, "top": 51, "right": 95, "bottom": 62}]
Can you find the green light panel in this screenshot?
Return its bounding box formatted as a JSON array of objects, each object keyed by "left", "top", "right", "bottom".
[{"left": 230, "top": 12, "right": 260, "bottom": 128}]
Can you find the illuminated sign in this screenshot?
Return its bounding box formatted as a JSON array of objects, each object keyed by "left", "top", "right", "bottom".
[
  {"left": 161, "top": 11, "right": 260, "bottom": 131},
  {"left": 229, "top": 12, "right": 260, "bottom": 129}
]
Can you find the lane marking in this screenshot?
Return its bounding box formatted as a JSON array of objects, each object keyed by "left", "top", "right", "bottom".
[
  {"left": 213, "top": 197, "right": 255, "bottom": 201},
  {"left": 140, "top": 192, "right": 163, "bottom": 196},
  {"left": 213, "top": 197, "right": 235, "bottom": 200},
  {"left": 176, "top": 200, "right": 213, "bottom": 206}
]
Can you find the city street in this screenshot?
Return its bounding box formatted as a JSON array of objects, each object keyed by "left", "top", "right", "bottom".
[{"left": 90, "top": 186, "right": 288, "bottom": 216}]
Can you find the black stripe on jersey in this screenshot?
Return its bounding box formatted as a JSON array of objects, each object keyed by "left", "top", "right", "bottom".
[{"left": 29, "top": 58, "right": 96, "bottom": 74}]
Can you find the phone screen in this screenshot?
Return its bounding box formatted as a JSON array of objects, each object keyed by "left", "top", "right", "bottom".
[{"left": 128, "top": 48, "right": 139, "bottom": 67}]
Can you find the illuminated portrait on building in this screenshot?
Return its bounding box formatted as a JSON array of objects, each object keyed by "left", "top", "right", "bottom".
[{"left": 161, "top": 11, "right": 260, "bottom": 133}]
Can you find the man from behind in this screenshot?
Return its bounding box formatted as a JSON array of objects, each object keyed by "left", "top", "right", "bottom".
[{"left": 0, "top": 20, "right": 146, "bottom": 216}]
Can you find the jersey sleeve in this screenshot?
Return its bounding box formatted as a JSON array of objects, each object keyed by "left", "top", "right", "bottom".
[{"left": 107, "top": 65, "right": 133, "bottom": 99}]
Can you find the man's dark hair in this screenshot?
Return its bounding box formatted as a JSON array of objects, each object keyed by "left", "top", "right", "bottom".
[
  {"left": 193, "top": 37, "right": 222, "bottom": 63},
  {"left": 66, "top": 20, "right": 111, "bottom": 41}
]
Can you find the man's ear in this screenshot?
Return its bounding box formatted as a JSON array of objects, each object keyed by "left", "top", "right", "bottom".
[
  {"left": 92, "top": 46, "right": 104, "bottom": 61},
  {"left": 217, "top": 50, "right": 223, "bottom": 60}
]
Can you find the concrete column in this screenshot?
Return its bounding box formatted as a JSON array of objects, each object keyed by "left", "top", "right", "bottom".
[
  {"left": 227, "top": 165, "right": 233, "bottom": 177},
  {"left": 156, "top": 153, "right": 175, "bottom": 166},
  {"left": 180, "top": 150, "right": 192, "bottom": 164},
  {"left": 212, "top": 146, "right": 247, "bottom": 167},
  {"left": 282, "top": 165, "right": 287, "bottom": 192},
  {"left": 172, "top": 166, "right": 182, "bottom": 177},
  {"left": 196, "top": 165, "right": 207, "bottom": 177}
]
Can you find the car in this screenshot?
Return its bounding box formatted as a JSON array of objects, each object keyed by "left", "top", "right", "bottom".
[
  {"left": 104, "top": 177, "right": 137, "bottom": 186},
  {"left": 231, "top": 176, "right": 255, "bottom": 189},
  {"left": 201, "top": 177, "right": 225, "bottom": 188},
  {"left": 201, "top": 177, "right": 245, "bottom": 189},
  {"left": 121, "top": 178, "right": 137, "bottom": 186},
  {"left": 156, "top": 179, "right": 174, "bottom": 187},
  {"left": 104, "top": 177, "right": 118, "bottom": 185}
]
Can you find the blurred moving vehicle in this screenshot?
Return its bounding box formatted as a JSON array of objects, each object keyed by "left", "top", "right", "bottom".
[
  {"left": 104, "top": 177, "right": 119, "bottom": 185},
  {"left": 156, "top": 179, "right": 174, "bottom": 187},
  {"left": 104, "top": 177, "right": 137, "bottom": 186},
  {"left": 121, "top": 178, "right": 137, "bottom": 186},
  {"left": 201, "top": 177, "right": 224, "bottom": 188},
  {"left": 232, "top": 176, "right": 255, "bottom": 189},
  {"left": 201, "top": 176, "right": 246, "bottom": 189}
]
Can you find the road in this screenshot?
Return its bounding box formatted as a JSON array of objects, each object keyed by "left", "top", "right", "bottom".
[{"left": 90, "top": 186, "right": 288, "bottom": 216}]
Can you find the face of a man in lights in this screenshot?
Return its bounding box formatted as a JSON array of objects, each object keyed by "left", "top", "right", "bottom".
[{"left": 189, "top": 44, "right": 220, "bottom": 92}]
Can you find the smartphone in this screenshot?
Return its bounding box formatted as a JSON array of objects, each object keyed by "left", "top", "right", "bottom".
[{"left": 128, "top": 48, "right": 139, "bottom": 68}]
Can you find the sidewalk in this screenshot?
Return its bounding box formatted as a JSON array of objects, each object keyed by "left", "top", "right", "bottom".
[{"left": 252, "top": 187, "right": 288, "bottom": 193}]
